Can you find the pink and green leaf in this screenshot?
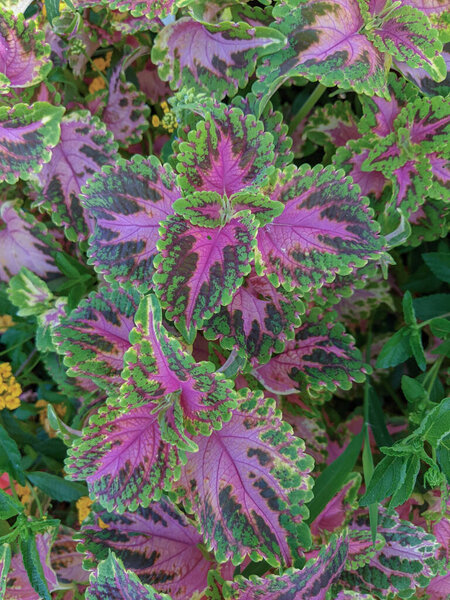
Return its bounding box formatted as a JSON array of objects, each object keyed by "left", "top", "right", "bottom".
[
  {"left": 174, "top": 390, "right": 314, "bottom": 567},
  {"left": 106, "top": 0, "right": 176, "bottom": 20},
  {"left": 176, "top": 105, "right": 275, "bottom": 196},
  {"left": 0, "top": 102, "right": 64, "bottom": 184},
  {"left": 154, "top": 211, "right": 258, "bottom": 342},
  {"left": 255, "top": 164, "right": 382, "bottom": 293},
  {"left": 151, "top": 18, "right": 286, "bottom": 99},
  {"left": 224, "top": 534, "right": 348, "bottom": 599},
  {"left": 120, "top": 294, "right": 237, "bottom": 441},
  {"left": 0, "top": 11, "right": 51, "bottom": 92},
  {"left": 304, "top": 101, "right": 360, "bottom": 160},
  {"left": 86, "top": 552, "right": 172, "bottom": 600},
  {"left": 33, "top": 111, "right": 119, "bottom": 243},
  {"left": 254, "top": 0, "right": 389, "bottom": 104},
  {"left": 53, "top": 286, "right": 141, "bottom": 394},
  {"left": 66, "top": 400, "right": 184, "bottom": 513},
  {"left": 338, "top": 510, "right": 440, "bottom": 599},
  {"left": 203, "top": 269, "right": 305, "bottom": 365},
  {"left": 361, "top": 1, "right": 446, "bottom": 81},
  {"left": 80, "top": 499, "right": 211, "bottom": 599},
  {"left": 81, "top": 154, "right": 180, "bottom": 291},
  {"left": 253, "top": 308, "right": 368, "bottom": 396},
  {"left": 0, "top": 201, "right": 60, "bottom": 282}
]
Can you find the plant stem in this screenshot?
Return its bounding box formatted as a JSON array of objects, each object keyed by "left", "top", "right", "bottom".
[
  {"left": 288, "top": 83, "right": 326, "bottom": 135},
  {"left": 7, "top": 474, "right": 20, "bottom": 504},
  {"left": 29, "top": 485, "right": 43, "bottom": 518},
  {"left": 14, "top": 348, "right": 38, "bottom": 378}
]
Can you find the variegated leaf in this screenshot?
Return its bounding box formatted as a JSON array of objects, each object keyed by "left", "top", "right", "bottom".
[
  {"left": 338, "top": 510, "right": 440, "bottom": 599},
  {"left": 81, "top": 155, "right": 180, "bottom": 291},
  {"left": 360, "top": 0, "right": 446, "bottom": 81},
  {"left": 254, "top": 0, "right": 389, "bottom": 105},
  {"left": 80, "top": 499, "right": 211, "bottom": 599},
  {"left": 255, "top": 164, "right": 382, "bottom": 293},
  {"left": 304, "top": 101, "right": 360, "bottom": 160},
  {"left": 0, "top": 11, "right": 51, "bottom": 92},
  {"left": 253, "top": 308, "right": 368, "bottom": 397},
  {"left": 225, "top": 534, "right": 348, "bottom": 599},
  {"left": 107, "top": 0, "right": 176, "bottom": 19},
  {"left": 33, "top": 111, "right": 119, "bottom": 242},
  {"left": 53, "top": 286, "right": 141, "bottom": 394},
  {"left": 0, "top": 201, "right": 60, "bottom": 282},
  {"left": 174, "top": 390, "right": 314, "bottom": 567},
  {"left": 152, "top": 17, "right": 286, "bottom": 99},
  {"left": 86, "top": 553, "right": 172, "bottom": 600},
  {"left": 176, "top": 105, "right": 275, "bottom": 196},
  {"left": 204, "top": 269, "right": 305, "bottom": 365},
  {"left": 0, "top": 102, "right": 64, "bottom": 184},
  {"left": 66, "top": 400, "right": 184, "bottom": 513},
  {"left": 120, "top": 294, "right": 237, "bottom": 442},
  {"left": 154, "top": 211, "right": 258, "bottom": 343}
]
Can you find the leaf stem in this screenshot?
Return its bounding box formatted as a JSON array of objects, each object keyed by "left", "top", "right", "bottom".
[
  {"left": 288, "top": 83, "right": 326, "bottom": 135},
  {"left": 14, "top": 348, "right": 38, "bottom": 378}
]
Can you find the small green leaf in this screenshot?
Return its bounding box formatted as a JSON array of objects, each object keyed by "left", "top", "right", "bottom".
[
  {"left": 0, "top": 425, "right": 26, "bottom": 485},
  {"left": 389, "top": 455, "right": 420, "bottom": 509},
  {"left": 7, "top": 267, "right": 53, "bottom": 317},
  {"left": 413, "top": 293, "right": 450, "bottom": 320},
  {"left": 47, "top": 405, "right": 81, "bottom": 447},
  {"left": 44, "top": 0, "right": 61, "bottom": 23},
  {"left": 429, "top": 317, "right": 450, "bottom": 339},
  {"left": 401, "top": 375, "right": 427, "bottom": 404},
  {"left": 409, "top": 330, "right": 427, "bottom": 371},
  {"left": 0, "top": 488, "right": 23, "bottom": 520},
  {"left": 360, "top": 455, "right": 407, "bottom": 506},
  {"left": 20, "top": 529, "right": 51, "bottom": 600},
  {"left": 436, "top": 433, "right": 450, "bottom": 481},
  {"left": 402, "top": 291, "right": 416, "bottom": 326},
  {"left": 26, "top": 471, "right": 87, "bottom": 502},
  {"left": 0, "top": 544, "right": 11, "bottom": 598},
  {"left": 422, "top": 252, "right": 450, "bottom": 283},
  {"left": 306, "top": 428, "right": 364, "bottom": 523},
  {"left": 417, "top": 397, "right": 450, "bottom": 447},
  {"left": 375, "top": 328, "right": 412, "bottom": 369}
]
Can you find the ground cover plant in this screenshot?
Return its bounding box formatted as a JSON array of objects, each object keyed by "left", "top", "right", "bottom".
[{"left": 0, "top": 0, "right": 448, "bottom": 598}]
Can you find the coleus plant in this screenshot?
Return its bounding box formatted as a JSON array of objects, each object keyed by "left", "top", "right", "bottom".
[{"left": 0, "top": 0, "right": 448, "bottom": 599}]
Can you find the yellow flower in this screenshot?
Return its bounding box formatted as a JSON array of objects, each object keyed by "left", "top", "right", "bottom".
[
  {"left": 161, "top": 111, "right": 178, "bottom": 133},
  {"left": 160, "top": 101, "right": 169, "bottom": 114},
  {"left": 92, "top": 51, "right": 113, "bottom": 73},
  {"left": 89, "top": 76, "right": 107, "bottom": 94},
  {"left": 0, "top": 315, "right": 14, "bottom": 333},
  {"left": 0, "top": 363, "right": 21, "bottom": 410},
  {"left": 152, "top": 114, "right": 161, "bottom": 128},
  {"left": 98, "top": 518, "right": 109, "bottom": 529},
  {"left": 76, "top": 496, "right": 93, "bottom": 523},
  {"left": 16, "top": 483, "right": 31, "bottom": 505}
]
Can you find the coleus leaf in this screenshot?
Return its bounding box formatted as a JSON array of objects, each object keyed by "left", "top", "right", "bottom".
[
  {"left": 303, "top": 101, "right": 360, "bottom": 160},
  {"left": 66, "top": 400, "right": 185, "bottom": 513},
  {"left": 338, "top": 509, "right": 440, "bottom": 599},
  {"left": 80, "top": 499, "right": 211, "bottom": 599},
  {"left": 53, "top": 286, "right": 141, "bottom": 393},
  {"left": 203, "top": 269, "right": 305, "bottom": 365},
  {"left": 0, "top": 201, "right": 60, "bottom": 282},
  {"left": 91, "top": 64, "right": 150, "bottom": 147},
  {"left": 154, "top": 211, "right": 258, "bottom": 343},
  {"left": 120, "top": 294, "right": 237, "bottom": 441},
  {"left": 224, "top": 534, "right": 348, "bottom": 599},
  {"left": 254, "top": 0, "right": 389, "bottom": 105},
  {"left": 0, "top": 102, "right": 64, "bottom": 184},
  {"left": 231, "top": 93, "right": 293, "bottom": 169},
  {"left": 0, "top": 11, "right": 51, "bottom": 93},
  {"left": 32, "top": 111, "right": 119, "bottom": 243},
  {"left": 255, "top": 164, "right": 382, "bottom": 293},
  {"left": 106, "top": 0, "right": 176, "bottom": 20},
  {"left": 253, "top": 308, "right": 368, "bottom": 397},
  {"left": 174, "top": 390, "right": 314, "bottom": 567},
  {"left": 81, "top": 154, "right": 180, "bottom": 291},
  {"left": 176, "top": 105, "right": 275, "bottom": 196},
  {"left": 173, "top": 190, "right": 284, "bottom": 228},
  {"left": 86, "top": 552, "right": 172, "bottom": 600},
  {"left": 359, "top": 0, "right": 446, "bottom": 81},
  {"left": 50, "top": 530, "right": 87, "bottom": 586},
  {"left": 152, "top": 17, "right": 286, "bottom": 99},
  {"left": 394, "top": 42, "right": 450, "bottom": 97}
]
